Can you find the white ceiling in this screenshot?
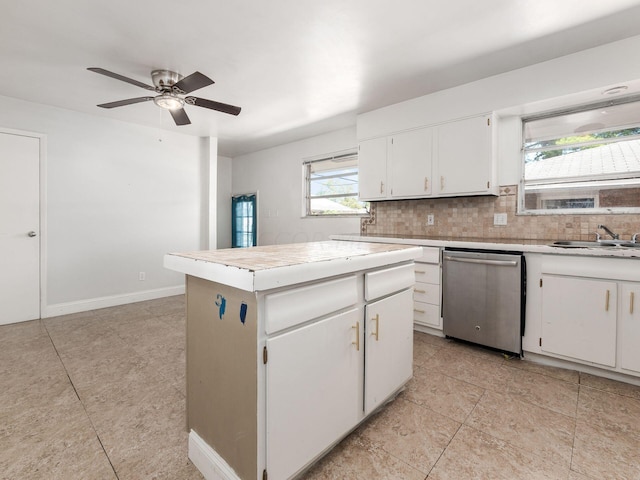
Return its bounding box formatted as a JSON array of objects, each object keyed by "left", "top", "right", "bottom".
[{"left": 3, "top": 0, "right": 640, "bottom": 157}]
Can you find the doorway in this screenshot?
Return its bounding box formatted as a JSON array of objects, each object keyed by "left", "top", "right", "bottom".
[{"left": 0, "top": 130, "right": 43, "bottom": 325}]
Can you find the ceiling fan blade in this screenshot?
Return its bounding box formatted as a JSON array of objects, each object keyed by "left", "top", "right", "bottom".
[
  {"left": 172, "top": 71, "right": 214, "bottom": 94},
  {"left": 186, "top": 96, "right": 241, "bottom": 116},
  {"left": 170, "top": 108, "right": 191, "bottom": 126},
  {"left": 88, "top": 67, "right": 155, "bottom": 91},
  {"left": 97, "top": 97, "right": 154, "bottom": 108}
]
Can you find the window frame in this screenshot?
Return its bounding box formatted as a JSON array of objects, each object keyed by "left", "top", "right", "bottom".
[
  {"left": 302, "top": 151, "right": 370, "bottom": 218},
  {"left": 518, "top": 95, "right": 640, "bottom": 215}
]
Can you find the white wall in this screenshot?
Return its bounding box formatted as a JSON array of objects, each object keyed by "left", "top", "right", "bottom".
[
  {"left": 0, "top": 95, "right": 208, "bottom": 315},
  {"left": 232, "top": 127, "right": 361, "bottom": 245},
  {"left": 217, "top": 155, "right": 233, "bottom": 249}
]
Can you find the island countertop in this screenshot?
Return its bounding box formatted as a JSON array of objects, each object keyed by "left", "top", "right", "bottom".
[{"left": 164, "top": 240, "right": 423, "bottom": 292}]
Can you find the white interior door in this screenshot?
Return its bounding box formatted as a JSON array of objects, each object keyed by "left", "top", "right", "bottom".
[{"left": 0, "top": 132, "right": 41, "bottom": 325}]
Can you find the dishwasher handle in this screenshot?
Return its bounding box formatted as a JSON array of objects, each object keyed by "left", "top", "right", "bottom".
[{"left": 443, "top": 255, "right": 518, "bottom": 267}]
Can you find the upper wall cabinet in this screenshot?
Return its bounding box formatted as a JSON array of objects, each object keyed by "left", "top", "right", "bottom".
[
  {"left": 358, "top": 127, "right": 432, "bottom": 201},
  {"left": 435, "top": 114, "right": 497, "bottom": 197},
  {"left": 358, "top": 113, "right": 498, "bottom": 201}
]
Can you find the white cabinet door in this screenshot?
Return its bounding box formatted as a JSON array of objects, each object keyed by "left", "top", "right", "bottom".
[
  {"left": 620, "top": 282, "right": 640, "bottom": 373},
  {"left": 435, "top": 114, "right": 494, "bottom": 196},
  {"left": 266, "top": 308, "right": 362, "bottom": 480},
  {"left": 541, "top": 275, "right": 617, "bottom": 367},
  {"left": 358, "top": 137, "right": 388, "bottom": 200},
  {"left": 390, "top": 128, "right": 432, "bottom": 197},
  {"left": 364, "top": 289, "right": 413, "bottom": 414}
]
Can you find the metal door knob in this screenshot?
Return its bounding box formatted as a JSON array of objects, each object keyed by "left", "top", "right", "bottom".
[{"left": 28, "top": 231, "right": 37, "bottom": 237}]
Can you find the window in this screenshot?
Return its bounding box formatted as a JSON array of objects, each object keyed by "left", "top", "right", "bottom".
[
  {"left": 520, "top": 97, "right": 640, "bottom": 214},
  {"left": 304, "top": 153, "right": 369, "bottom": 216},
  {"left": 232, "top": 194, "right": 257, "bottom": 248}
]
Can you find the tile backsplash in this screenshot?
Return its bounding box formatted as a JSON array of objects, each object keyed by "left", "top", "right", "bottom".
[{"left": 361, "top": 185, "right": 640, "bottom": 241}]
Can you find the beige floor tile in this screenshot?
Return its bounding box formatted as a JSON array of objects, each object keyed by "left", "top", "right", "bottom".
[
  {"left": 443, "top": 339, "right": 507, "bottom": 364},
  {"left": 572, "top": 419, "right": 640, "bottom": 480},
  {"left": 428, "top": 425, "right": 569, "bottom": 480},
  {"left": 465, "top": 390, "right": 575, "bottom": 467},
  {"left": 400, "top": 366, "right": 484, "bottom": 423},
  {"left": 501, "top": 365, "right": 579, "bottom": 417},
  {"left": 429, "top": 347, "right": 511, "bottom": 391},
  {"left": 577, "top": 385, "right": 640, "bottom": 433},
  {"left": 568, "top": 471, "right": 595, "bottom": 480},
  {"left": 580, "top": 372, "right": 640, "bottom": 401},
  {"left": 504, "top": 356, "right": 580, "bottom": 384},
  {"left": 413, "top": 334, "right": 445, "bottom": 368},
  {"left": 358, "top": 397, "right": 460, "bottom": 474},
  {"left": 303, "top": 431, "right": 426, "bottom": 480}
]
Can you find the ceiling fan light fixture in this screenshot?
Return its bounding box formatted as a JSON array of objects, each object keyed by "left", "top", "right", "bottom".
[{"left": 154, "top": 93, "right": 185, "bottom": 110}]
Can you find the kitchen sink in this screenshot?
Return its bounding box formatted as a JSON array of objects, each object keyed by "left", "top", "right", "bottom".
[{"left": 551, "top": 240, "right": 640, "bottom": 248}]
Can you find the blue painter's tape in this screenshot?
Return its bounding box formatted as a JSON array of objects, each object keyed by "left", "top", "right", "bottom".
[
  {"left": 240, "top": 302, "right": 247, "bottom": 325},
  {"left": 215, "top": 294, "right": 226, "bottom": 320}
]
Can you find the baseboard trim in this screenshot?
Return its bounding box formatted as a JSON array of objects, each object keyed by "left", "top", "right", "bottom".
[
  {"left": 43, "top": 285, "right": 185, "bottom": 318},
  {"left": 189, "top": 430, "right": 242, "bottom": 480}
]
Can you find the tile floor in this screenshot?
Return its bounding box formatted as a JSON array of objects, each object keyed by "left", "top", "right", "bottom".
[{"left": 2, "top": 296, "right": 640, "bottom": 479}]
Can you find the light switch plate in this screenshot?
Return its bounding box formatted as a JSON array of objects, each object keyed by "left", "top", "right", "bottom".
[
  {"left": 493, "top": 213, "right": 508, "bottom": 226},
  {"left": 427, "top": 214, "right": 434, "bottom": 226}
]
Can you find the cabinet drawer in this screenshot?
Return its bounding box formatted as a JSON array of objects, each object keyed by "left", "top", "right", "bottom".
[
  {"left": 265, "top": 275, "right": 357, "bottom": 334},
  {"left": 414, "top": 282, "right": 440, "bottom": 305},
  {"left": 365, "top": 263, "right": 415, "bottom": 301},
  {"left": 413, "top": 301, "right": 441, "bottom": 328},
  {"left": 417, "top": 247, "right": 440, "bottom": 264},
  {"left": 414, "top": 263, "right": 440, "bottom": 284}
]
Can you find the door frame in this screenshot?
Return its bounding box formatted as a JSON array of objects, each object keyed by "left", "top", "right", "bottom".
[{"left": 1, "top": 127, "right": 47, "bottom": 320}]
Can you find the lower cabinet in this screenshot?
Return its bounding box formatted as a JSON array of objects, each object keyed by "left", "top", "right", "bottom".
[
  {"left": 265, "top": 308, "right": 363, "bottom": 480},
  {"left": 541, "top": 274, "right": 617, "bottom": 367},
  {"left": 413, "top": 247, "right": 442, "bottom": 330},
  {"left": 620, "top": 282, "right": 640, "bottom": 374},
  {"left": 364, "top": 289, "right": 413, "bottom": 414}
]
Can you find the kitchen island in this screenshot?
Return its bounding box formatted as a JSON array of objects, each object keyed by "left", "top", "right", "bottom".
[{"left": 164, "top": 241, "right": 423, "bottom": 480}]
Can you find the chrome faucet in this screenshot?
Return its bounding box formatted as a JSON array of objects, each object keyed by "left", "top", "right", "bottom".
[
  {"left": 597, "top": 224, "right": 619, "bottom": 240},
  {"left": 633, "top": 233, "right": 640, "bottom": 243}
]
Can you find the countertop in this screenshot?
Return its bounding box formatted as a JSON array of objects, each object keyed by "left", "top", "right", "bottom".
[
  {"left": 164, "top": 241, "right": 423, "bottom": 292},
  {"left": 330, "top": 234, "right": 640, "bottom": 259}
]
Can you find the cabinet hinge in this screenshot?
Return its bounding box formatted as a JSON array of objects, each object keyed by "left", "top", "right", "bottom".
[
  {"left": 263, "top": 346, "right": 268, "bottom": 364},
  {"left": 487, "top": 117, "right": 491, "bottom": 126},
  {"left": 539, "top": 337, "right": 542, "bottom": 347},
  {"left": 539, "top": 278, "right": 543, "bottom": 288},
  {"left": 263, "top": 469, "right": 268, "bottom": 480}
]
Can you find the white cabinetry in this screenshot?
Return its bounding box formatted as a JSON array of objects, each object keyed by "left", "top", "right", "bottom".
[
  {"left": 266, "top": 308, "right": 362, "bottom": 480},
  {"left": 533, "top": 255, "right": 640, "bottom": 379},
  {"left": 358, "top": 128, "right": 432, "bottom": 201},
  {"left": 413, "top": 247, "right": 442, "bottom": 330},
  {"left": 435, "top": 114, "right": 496, "bottom": 196},
  {"left": 541, "top": 274, "right": 617, "bottom": 367},
  {"left": 358, "top": 113, "right": 497, "bottom": 201},
  {"left": 620, "top": 282, "right": 640, "bottom": 374},
  {"left": 364, "top": 289, "right": 413, "bottom": 414},
  {"left": 358, "top": 136, "right": 388, "bottom": 200}
]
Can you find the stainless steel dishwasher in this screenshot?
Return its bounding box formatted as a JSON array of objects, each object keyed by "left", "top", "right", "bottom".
[{"left": 442, "top": 248, "right": 525, "bottom": 355}]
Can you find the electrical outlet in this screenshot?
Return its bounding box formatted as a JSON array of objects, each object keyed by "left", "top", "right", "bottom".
[
  {"left": 493, "top": 213, "right": 508, "bottom": 226},
  {"left": 139, "top": 272, "right": 146, "bottom": 281},
  {"left": 427, "top": 214, "right": 434, "bottom": 226}
]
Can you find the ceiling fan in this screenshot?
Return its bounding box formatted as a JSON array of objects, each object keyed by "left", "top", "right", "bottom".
[{"left": 87, "top": 67, "right": 241, "bottom": 125}]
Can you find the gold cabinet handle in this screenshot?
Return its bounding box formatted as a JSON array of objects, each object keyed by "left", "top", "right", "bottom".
[
  {"left": 351, "top": 322, "right": 360, "bottom": 351},
  {"left": 440, "top": 176, "right": 445, "bottom": 190},
  {"left": 414, "top": 289, "right": 426, "bottom": 294},
  {"left": 424, "top": 177, "right": 429, "bottom": 191},
  {"left": 415, "top": 270, "right": 426, "bottom": 274},
  {"left": 414, "top": 308, "right": 426, "bottom": 314},
  {"left": 631, "top": 292, "right": 635, "bottom": 314},
  {"left": 605, "top": 289, "right": 610, "bottom": 311},
  {"left": 371, "top": 314, "right": 379, "bottom": 341},
  {"left": 380, "top": 181, "right": 384, "bottom": 194}
]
